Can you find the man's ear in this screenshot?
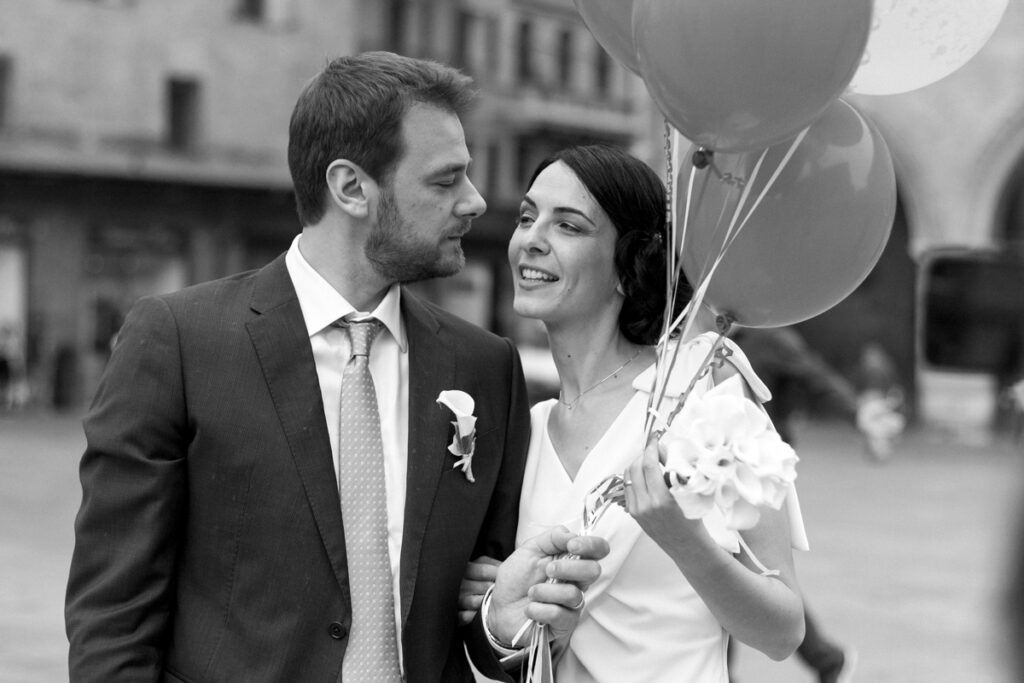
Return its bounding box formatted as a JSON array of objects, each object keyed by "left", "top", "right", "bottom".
[{"left": 325, "top": 159, "right": 375, "bottom": 219}]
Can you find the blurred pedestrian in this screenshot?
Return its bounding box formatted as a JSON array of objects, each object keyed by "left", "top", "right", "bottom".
[
  {"left": 733, "top": 327, "right": 904, "bottom": 461},
  {"left": 854, "top": 342, "right": 906, "bottom": 459},
  {"left": 0, "top": 323, "right": 24, "bottom": 410}
]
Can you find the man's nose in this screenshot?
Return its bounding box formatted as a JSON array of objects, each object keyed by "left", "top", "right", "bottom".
[{"left": 457, "top": 179, "right": 487, "bottom": 219}]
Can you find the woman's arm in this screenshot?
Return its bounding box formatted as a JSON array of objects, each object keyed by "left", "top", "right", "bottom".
[
  {"left": 624, "top": 443, "right": 805, "bottom": 660},
  {"left": 625, "top": 359, "right": 804, "bottom": 659}
]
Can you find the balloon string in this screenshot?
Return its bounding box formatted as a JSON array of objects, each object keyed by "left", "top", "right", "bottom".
[
  {"left": 645, "top": 126, "right": 701, "bottom": 439},
  {"left": 737, "top": 533, "right": 780, "bottom": 577},
  {"left": 695, "top": 126, "right": 810, "bottom": 318},
  {"left": 724, "top": 127, "right": 809, "bottom": 253},
  {"left": 646, "top": 124, "right": 683, "bottom": 438},
  {"left": 685, "top": 146, "right": 764, "bottom": 315},
  {"left": 664, "top": 120, "right": 676, "bottom": 279},
  {"left": 647, "top": 122, "right": 675, "bottom": 437},
  {"left": 659, "top": 317, "right": 733, "bottom": 431},
  {"left": 646, "top": 127, "right": 808, "bottom": 439},
  {"left": 659, "top": 122, "right": 678, "bottom": 405}
]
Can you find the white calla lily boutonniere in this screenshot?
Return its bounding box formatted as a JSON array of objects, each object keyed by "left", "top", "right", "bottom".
[{"left": 437, "top": 390, "right": 477, "bottom": 483}]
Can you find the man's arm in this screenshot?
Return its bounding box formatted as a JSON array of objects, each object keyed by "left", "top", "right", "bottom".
[
  {"left": 462, "top": 337, "right": 532, "bottom": 679},
  {"left": 65, "top": 296, "right": 189, "bottom": 681}
]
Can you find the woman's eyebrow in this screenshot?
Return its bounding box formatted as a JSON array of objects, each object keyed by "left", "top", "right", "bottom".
[{"left": 520, "top": 196, "right": 595, "bottom": 226}]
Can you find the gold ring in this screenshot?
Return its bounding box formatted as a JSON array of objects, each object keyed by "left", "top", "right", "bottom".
[
  {"left": 623, "top": 480, "right": 633, "bottom": 486},
  {"left": 571, "top": 593, "right": 586, "bottom": 611}
]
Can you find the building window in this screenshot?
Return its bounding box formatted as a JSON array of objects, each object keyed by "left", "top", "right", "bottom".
[
  {"left": 595, "top": 47, "right": 611, "bottom": 98},
  {"left": 235, "top": 0, "right": 295, "bottom": 28},
  {"left": 557, "top": 29, "right": 573, "bottom": 90},
  {"left": 415, "top": 1, "right": 435, "bottom": 57},
  {"left": 454, "top": 10, "right": 473, "bottom": 72},
  {"left": 0, "top": 56, "right": 11, "bottom": 129},
  {"left": 388, "top": 0, "right": 408, "bottom": 52},
  {"left": 516, "top": 139, "right": 535, "bottom": 187},
  {"left": 236, "top": 0, "right": 265, "bottom": 21},
  {"left": 72, "top": 0, "right": 139, "bottom": 7},
  {"left": 517, "top": 20, "right": 534, "bottom": 85},
  {"left": 166, "top": 77, "right": 201, "bottom": 152},
  {"left": 485, "top": 142, "right": 501, "bottom": 199},
  {"left": 483, "top": 16, "right": 500, "bottom": 76}
]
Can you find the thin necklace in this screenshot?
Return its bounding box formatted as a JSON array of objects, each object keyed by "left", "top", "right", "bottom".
[{"left": 558, "top": 348, "right": 643, "bottom": 411}]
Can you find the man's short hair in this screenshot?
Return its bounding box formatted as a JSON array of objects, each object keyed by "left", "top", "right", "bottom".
[{"left": 287, "top": 51, "right": 476, "bottom": 227}]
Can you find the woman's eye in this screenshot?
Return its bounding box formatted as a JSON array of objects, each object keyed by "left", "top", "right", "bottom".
[
  {"left": 559, "top": 221, "right": 582, "bottom": 233},
  {"left": 516, "top": 214, "right": 535, "bottom": 228}
]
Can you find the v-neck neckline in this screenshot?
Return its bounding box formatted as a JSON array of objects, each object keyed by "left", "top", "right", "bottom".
[{"left": 542, "top": 389, "right": 646, "bottom": 485}]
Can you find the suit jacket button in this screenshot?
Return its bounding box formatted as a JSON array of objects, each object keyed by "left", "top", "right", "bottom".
[{"left": 328, "top": 622, "right": 346, "bottom": 640}]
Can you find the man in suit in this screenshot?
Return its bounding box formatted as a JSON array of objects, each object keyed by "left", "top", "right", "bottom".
[{"left": 66, "top": 52, "right": 605, "bottom": 682}]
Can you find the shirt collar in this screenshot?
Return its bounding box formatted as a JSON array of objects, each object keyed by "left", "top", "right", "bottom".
[{"left": 284, "top": 234, "right": 407, "bottom": 352}]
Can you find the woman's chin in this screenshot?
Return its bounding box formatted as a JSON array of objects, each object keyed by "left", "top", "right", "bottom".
[{"left": 511, "top": 298, "right": 550, "bottom": 322}]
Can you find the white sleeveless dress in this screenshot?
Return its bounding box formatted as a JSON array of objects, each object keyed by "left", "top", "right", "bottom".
[{"left": 515, "top": 332, "right": 808, "bottom": 683}]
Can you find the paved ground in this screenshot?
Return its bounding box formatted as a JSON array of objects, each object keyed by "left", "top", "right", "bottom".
[{"left": 1, "top": 410, "right": 1022, "bottom": 682}]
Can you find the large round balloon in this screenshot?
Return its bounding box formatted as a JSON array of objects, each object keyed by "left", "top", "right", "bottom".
[
  {"left": 634, "top": 0, "right": 873, "bottom": 152},
  {"left": 678, "top": 99, "right": 896, "bottom": 328},
  {"left": 849, "top": 0, "right": 1009, "bottom": 95},
  {"left": 574, "top": 0, "right": 640, "bottom": 75}
]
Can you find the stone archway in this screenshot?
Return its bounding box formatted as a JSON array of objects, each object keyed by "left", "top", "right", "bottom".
[{"left": 991, "top": 148, "right": 1024, "bottom": 430}]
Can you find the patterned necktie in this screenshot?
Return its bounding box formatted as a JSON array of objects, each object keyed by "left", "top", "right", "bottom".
[{"left": 338, "top": 319, "right": 402, "bottom": 681}]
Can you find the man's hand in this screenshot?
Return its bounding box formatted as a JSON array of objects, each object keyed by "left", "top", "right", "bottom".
[
  {"left": 459, "top": 556, "right": 500, "bottom": 626},
  {"left": 487, "top": 526, "right": 609, "bottom": 645}
]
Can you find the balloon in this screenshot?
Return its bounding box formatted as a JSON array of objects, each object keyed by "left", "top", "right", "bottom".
[
  {"left": 633, "top": 0, "right": 872, "bottom": 152},
  {"left": 573, "top": 0, "right": 640, "bottom": 75},
  {"left": 849, "top": 0, "right": 1009, "bottom": 95},
  {"left": 678, "top": 100, "right": 896, "bottom": 328}
]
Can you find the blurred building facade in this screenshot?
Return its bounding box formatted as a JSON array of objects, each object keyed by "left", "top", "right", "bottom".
[
  {"left": 0, "top": 0, "right": 658, "bottom": 408},
  {"left": 0, "top": 0, "right": 1022, "bottom": 437}
]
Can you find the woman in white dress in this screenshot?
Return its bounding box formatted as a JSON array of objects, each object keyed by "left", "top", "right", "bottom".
[{"left": 463, "top": 144, "right": 807, "bottom": 682}]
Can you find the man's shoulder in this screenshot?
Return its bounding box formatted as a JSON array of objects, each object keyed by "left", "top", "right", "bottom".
[
  {"left": 159, "top": 258, "right": 284, "bottom": 309},
  {"left": 133, "top": 258, "right": 290, "bottom": 331},
  {"left": 405, "top": 290, "right": 509, "bottom": 347}
]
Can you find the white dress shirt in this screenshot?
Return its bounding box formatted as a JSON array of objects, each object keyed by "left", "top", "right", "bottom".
[{"left": 285, "top": 235, "right": 409, "bottom": 660}]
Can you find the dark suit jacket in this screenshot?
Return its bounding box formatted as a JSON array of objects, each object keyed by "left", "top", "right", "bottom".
[{"left": 66, "top": 255, "right": 531, "bottom": 682}]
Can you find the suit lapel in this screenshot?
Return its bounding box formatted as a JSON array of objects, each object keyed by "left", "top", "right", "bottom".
[
  {"left": 245, "top": 256, "right": 350, "bottom": 598},
  {"left": 399, "top": 291, "right": 455, "bottom": 629}
]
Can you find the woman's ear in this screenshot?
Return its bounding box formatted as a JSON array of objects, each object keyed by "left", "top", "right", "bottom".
[{"left": 325, "top": 160, "right": 374, "bottom": 219}]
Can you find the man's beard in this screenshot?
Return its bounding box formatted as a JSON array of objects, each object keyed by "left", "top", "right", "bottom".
[{"left": 365, "top": 186, "right": 466, "bottom": 283}]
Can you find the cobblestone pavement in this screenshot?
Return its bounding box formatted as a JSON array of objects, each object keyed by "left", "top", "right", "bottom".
[{"left": 1, "top": 410, "right": 1022, "bottom": 682}]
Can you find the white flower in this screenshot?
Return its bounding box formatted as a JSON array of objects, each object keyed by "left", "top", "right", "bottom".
[
  {"left": 437, "top": 390, "right": 478, "bottom": 483},
  {"left": 659, "top": 391, "right": 798, "bottom": 530}
]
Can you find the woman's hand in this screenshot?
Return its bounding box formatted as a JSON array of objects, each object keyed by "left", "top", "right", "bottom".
[
  {"left": 624, "top": 436, "right": 805, "bottom": 660},
  {"left": 458, "top": 556, "right": 500, "bottom": 626},
  {"left": 622, "top": 439, "right": 705, "bottom": 552}
]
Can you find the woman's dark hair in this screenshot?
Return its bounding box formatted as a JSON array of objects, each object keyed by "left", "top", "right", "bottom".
[
  {"left": 288, "top": 52, "right": 476, "bottom": 227},
  {"left": 528, "top": 144, "right": 691, "bottom": 345}
]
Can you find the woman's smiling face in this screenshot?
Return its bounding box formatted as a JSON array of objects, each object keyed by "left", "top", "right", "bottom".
[{"left": 508, "top": 161, "right": 622, "bottom": 325}]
